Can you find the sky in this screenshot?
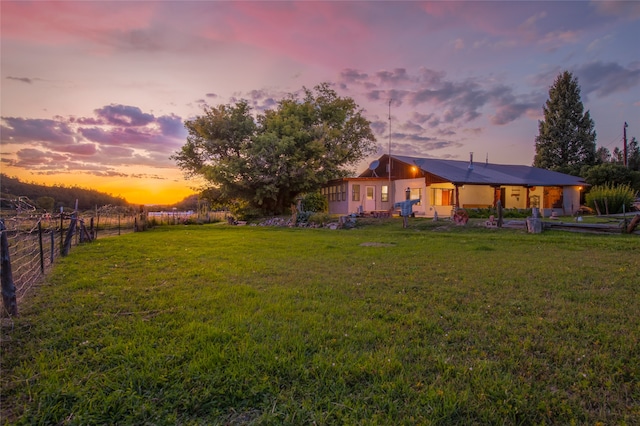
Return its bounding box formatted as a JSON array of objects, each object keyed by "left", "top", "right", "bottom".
[{"left": 1, "top": 1, "right": 639, "bottom": 205}]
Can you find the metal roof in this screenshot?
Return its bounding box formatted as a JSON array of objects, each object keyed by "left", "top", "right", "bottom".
[{"left": 391, "top": 155, "right": 587, "bottom": 187}]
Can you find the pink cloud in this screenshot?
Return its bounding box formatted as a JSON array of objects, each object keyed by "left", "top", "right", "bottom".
[
  {"left": 593, "top": 0, "right": 640, "bottom": 19},
  {"left": 198, "top": 2, "right": 376, "bottom": 67},
  {"left": 55, "top": 143, "right": 97, "bottom": 156},
  {"left": 11, "top": 148, "right": 69, "bottom": 169},
  {"left": 1, "top": 1, "right": 155, "bottom": 45}
]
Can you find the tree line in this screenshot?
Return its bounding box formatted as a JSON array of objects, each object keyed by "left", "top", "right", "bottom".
[{"left": 0, "top": 174, "right": 129, "bottom": 212}]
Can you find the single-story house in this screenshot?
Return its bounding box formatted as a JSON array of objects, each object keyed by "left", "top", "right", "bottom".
[{"left": 322, "top": 154, "right": 588, "bottom": 218}]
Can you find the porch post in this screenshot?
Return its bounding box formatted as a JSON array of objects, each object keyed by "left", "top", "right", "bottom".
[
  {"left": 492, "top": 186, "right": 500, "bottom": 207},
  {"left": 455, "top": 184, "right": 460, "bottom": 209}
]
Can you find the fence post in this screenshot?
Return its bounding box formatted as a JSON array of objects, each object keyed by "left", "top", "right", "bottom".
[
  {"left": 62, "top": 214, "right": 77, "bottom": 256},
  {"left": 38, "top": 221, "right": 45, "bottom": 274},
  {"left": 0, "top": 219, "right": 18, "bottom": 316},
  {"left": 60, "top": 209, "right": 64, "bottom": 256},
  {"left": 50, "top": 230, "right": 55, "bottom": 264}
]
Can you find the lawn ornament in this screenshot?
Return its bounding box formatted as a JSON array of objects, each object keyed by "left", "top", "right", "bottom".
[
  {"left": 453, "top": 209, "right": 469, "bottom": 225},
  {"left": 394, "top": 199, "right": 420, "bottom": 228}
]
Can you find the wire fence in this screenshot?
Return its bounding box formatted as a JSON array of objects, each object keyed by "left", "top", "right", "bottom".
[
  {"left": 0, "top": 210, "right": 138, "bottom": 318},
  {"left": 0, "top": 204, "right": 230, "bottom": 318}
]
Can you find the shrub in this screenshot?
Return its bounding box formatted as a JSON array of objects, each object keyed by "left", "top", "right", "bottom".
[
  {"left": 228, "top": 199, "right": 262, "bottom": 221},
  {"left": 307, "top": 212, "right": 332, "bottom": 226},
  {"left": 585, "top": 183, "right": 636, "bottom": 214},
  {"left": 296, "top": 211, "right": 313, "bottom": 224},
  {"left": 300, "top": 192, "right": 328, "bottom": 213},
  {"left": 465, "top": 207, "right": 531, "bottom": 219}
]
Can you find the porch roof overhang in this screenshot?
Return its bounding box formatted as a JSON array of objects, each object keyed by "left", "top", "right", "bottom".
[{"left": 389, "top": 155, "right": 588, "bottom": 187}]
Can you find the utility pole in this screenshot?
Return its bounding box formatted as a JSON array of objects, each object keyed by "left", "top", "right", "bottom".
[
  {"left": 388, "top": 99, "right": 392, "bottom": 197},
  {"left": 623, "top": 122, "right": 628, "bottom": 167}
]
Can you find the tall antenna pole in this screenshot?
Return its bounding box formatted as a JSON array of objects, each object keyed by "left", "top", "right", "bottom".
[{"left": 388, "top": 99, "right": 392, "bottom": 187}]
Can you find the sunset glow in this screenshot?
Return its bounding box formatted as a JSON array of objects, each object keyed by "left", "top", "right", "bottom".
[{"left": 2, "top": 1, "right": 638, "bottom": 205}]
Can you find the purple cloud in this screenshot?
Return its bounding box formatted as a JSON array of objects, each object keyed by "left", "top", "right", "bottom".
[
  {"left": 342, "top": 66, "right": 539, "bottom": 128},
  {"left": 6, "top": 76, "right": 34, "bottom": 84},
  {"left": 375, "top": 68, "right": 412, "bottom": 85},
  {"left": 575, "top": 61, "right": 640, "bottom": 98},
  {"left": 1, "top": 104, "right": 187, "bottom": 175},
  {"left": 1, "top": 117, "right": 76, "bottom": 145},
  {"left": 340, "top": 68, "right": 369, "bottom": 84},
  {"left": 94, "top": 104, "right": 155, "bottom": 127},
  {"left": 157, "top": 114, "right": 187, "bottom": 138},
  {"left": 56, "top": 143, "right": 97, "bottom": 155},
  {"left": 7, "top": 148, "right": 70, "bottom": 169}
]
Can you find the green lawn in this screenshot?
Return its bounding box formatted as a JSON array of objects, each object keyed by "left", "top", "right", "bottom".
[{"left": 2, "top": 219, "right": 639, "bottom": 425}]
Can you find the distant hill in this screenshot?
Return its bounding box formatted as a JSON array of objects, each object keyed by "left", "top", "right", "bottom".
[{"left": 0, "top": 174, "right": 130, "bottom": 212}]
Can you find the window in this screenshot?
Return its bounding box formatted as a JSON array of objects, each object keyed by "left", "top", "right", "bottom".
[
  {"left": 544, "top": 187, "right": 563, "bottom": 208},
  {"left": 381, "top": 185, "right": 389, "bottom": 202},
  {"left": 352, "top": 184, "right": 360, "bottom": 201},
  {"left": 341, "top": 183, "right": 347, "bottom": 201},
  {"left": 431, "top": 188, "right": 454, "bottom": 206},
  {"left": 336, "top": 186, "right": 341, "bottom": 202},
  {"left": 410, "top": 188, "right": 422, "bottom": 206}
]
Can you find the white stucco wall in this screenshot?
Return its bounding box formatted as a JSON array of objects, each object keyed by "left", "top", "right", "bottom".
[{"left": 562, "top": 187, "right": 582, "bottom": 215}]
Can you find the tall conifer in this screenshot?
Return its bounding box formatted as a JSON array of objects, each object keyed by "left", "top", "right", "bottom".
[{"left": 533, "top": 71, "right": 596, "bottom": 175}]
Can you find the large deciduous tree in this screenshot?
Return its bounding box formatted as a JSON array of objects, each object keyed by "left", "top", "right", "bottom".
[
  {"left": 533, "top": 71, "right": 597, "bottom": 176},
  {"left": 172, "top": 84, "right": 376, "bottom": 214}
]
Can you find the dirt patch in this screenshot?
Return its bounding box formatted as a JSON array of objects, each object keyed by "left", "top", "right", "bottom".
[{"left": 359, "top": 242, "right": 396, "bottom": 247}]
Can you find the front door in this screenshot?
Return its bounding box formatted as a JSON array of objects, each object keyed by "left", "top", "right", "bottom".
[{"left": 364, "top": 186, "right": 376, "bottom": 212}]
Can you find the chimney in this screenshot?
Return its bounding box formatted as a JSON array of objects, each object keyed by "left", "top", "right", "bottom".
[{"left": 468, "top": 152, "right": 474, "bottom": 170}]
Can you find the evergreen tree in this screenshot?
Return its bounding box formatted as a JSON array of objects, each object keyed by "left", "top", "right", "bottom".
[
  {"left": 595, "top": 146, "right": 610, "bottom": 164},
  {"left": 612, "top": 147, "right": 624, "bottom": 165},
  {"left": 533, "top": 71, "right": 597, "bottom": 176},
  {"left": 627, "top": 137, "right": 639, "bottom": 171}
]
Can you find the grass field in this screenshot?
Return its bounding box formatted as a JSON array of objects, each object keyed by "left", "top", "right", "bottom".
[{"left": 1, "top": 219, "right": 639, "bottom": 425}]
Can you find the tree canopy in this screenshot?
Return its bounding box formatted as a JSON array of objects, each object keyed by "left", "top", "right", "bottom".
[
  {"left": 172, "top": 84, "right": 376, "bottom": 214},
  {"left": 533, "top": 71, "right": 597, "bottom": 176},
  {"left": 582, "top": 163, "right": 635, "bottom": 188},
  {"left": 582, "top": 136, "right": 640, "bottom": 192}
]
